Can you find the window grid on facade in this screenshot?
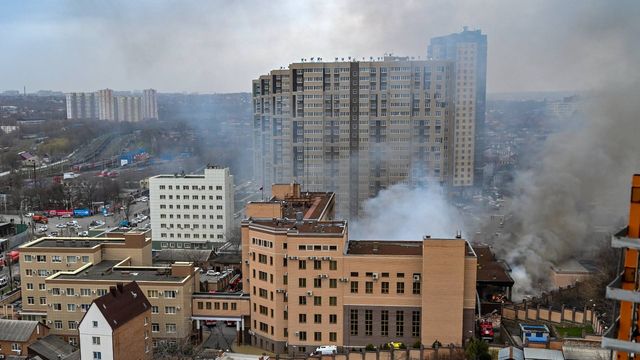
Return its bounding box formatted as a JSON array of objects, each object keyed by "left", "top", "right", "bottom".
[{"left": 350, "top": 309, "right": 358, "bottom": 336}]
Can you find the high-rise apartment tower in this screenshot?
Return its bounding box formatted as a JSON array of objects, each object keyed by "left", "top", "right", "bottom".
[
  {"left": 253, "top": 56, "right": 456, "bottom": 218},
  {"left": 428, "top": 27, "right": 487, "bottom": 188}
]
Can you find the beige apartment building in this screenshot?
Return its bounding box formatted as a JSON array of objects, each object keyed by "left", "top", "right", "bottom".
[
  {"left": 429, "top": 27, "right": 488, "bottom": 187},
  {"left": 242, "top": 184, "right": 477, "bottom": 355},
  {"left": 253, "top": 57, "right": 456, "bottom": 218},
  {"left": 18, "top": 230, "right": 199, "bottom": 347}
]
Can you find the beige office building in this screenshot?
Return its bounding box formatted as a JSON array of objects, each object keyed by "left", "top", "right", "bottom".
[
  {"left": 18, "top": 230, "right": 199, "bottom": 347},
  {"left": 253, "top": 57, "right": 456, "bottom": 218},
  {"left": 242, "top": 184, "right": 477, "bottom": 355}
]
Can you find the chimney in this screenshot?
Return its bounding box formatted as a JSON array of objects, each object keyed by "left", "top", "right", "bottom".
[
  {"left": 116, "top": 283, "right": 124, "bottom": 293},
  {"left": 455, "top": 230, "right": 462, "bottom": 239},
  {"left": 109, "top": 286, "right": 117, "bottom": 296},
  {"left": 295, "top": 211, "right": 304, "bottom": 225},
  {"left": 423, "top": 235, "right": 431, "bottom": 240}
]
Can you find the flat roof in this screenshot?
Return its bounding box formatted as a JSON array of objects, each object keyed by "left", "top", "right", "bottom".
[
  {"left": 24, "top": 238, "right": 124, "bottom": 249},
  {"left": 552, "top": 259, "right": 598, "bottom": 274},
  {"left": 54, "top": 260, "right": 187, "bottom": 282},
  {"left": 474, "top": 244, "right": 515, "bottom": 285},
  {"left": 248, "top": 219, "right": 346, "bottom": 235},
  {"left": 347, "top": 240, "right": 423, "bottom": 255},
  {"left": 152, "top": 174, "right": 205, "bottom": 179}
]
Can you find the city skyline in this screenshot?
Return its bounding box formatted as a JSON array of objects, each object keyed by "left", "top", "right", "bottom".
[{"left": 1, "top": 1, "right": 637, "bottom": 94}]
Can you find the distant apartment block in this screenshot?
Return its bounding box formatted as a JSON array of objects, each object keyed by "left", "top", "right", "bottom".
[
  {"left": 253, "top": 56, "right": 456, "bottom": 218},
  {"left": 149, "top": 166, "right": 235, "bottom": 250},
  {"left": 79, "top": 282, "right": 152, "bottom": 360},
  {"left": 97, "top": 89, "right": 115, "bottom": 121},
  {"left": 241, "top": 183, "right": 477, "bottom": 355},
  {"left": 429, "top": 27, "right": 488, "bottom": 187},
  {"left": 142, "top": 89, "right": 159, "bottom": 120},
  {"left": 66, "top": 88, "right": 158, "bottom": 121},
  {"left": 65, "top": 92, "right": 99, "bottom": 120}
]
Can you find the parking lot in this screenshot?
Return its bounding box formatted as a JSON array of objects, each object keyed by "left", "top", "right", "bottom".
[{"left": 1, "top": 197, "right": 151, "bottom": 239}]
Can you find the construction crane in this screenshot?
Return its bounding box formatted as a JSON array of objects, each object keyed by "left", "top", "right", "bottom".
[{"left": 602, "top": 174, "right": 640, "bottom": 359}]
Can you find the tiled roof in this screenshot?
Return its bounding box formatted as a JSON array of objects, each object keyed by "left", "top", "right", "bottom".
[{"left": 90, "top": 281, "right": 151, "bottom": 330}]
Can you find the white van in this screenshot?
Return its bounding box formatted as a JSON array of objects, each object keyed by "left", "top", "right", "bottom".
[{"left": 312, "top": 345, "right": 337, "bottom": 355}]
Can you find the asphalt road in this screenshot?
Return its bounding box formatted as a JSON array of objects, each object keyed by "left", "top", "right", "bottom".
[{"left": 203, "top": 322, "right": 238, "bottom": 351}]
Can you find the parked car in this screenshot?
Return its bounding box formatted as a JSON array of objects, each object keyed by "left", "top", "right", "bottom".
[
  {"left": 61, "top": 213, "right": 72, "bottom": 218},
  {"left": 0, "top": 276, "right": 8, "bottom": 288},
  {"left": 311, "top": 345, "right": 337, "bottom": 355},
  {"left": 78, "top": 231, "right": 89, "bottom": 237},
  {"left": 38, "top": 225, "right": 48, "bottom": 232},
  {"left": 49, "top": 231, "right": 58, "bottom": 237},
  {"left": 387, "top": 342, "right": 404, "bottom": 350},
  {"left": 56, "top": 223, "right": 66, "bottom": 228},
  {"left": 206, "top": 270, "right": 220, "bottom": 276}
]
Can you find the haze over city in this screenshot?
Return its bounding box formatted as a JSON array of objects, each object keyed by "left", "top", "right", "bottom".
[
  {"left": 1, "top": 0, "right": 638, "bottom": 93},
  {"left": 1, "top": 1, "right": 640, "bottom": 359}
]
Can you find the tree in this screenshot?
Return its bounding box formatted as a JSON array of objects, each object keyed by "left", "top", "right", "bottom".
[{"left": 465, "top": 338, "right": 490, "bottom": 360}]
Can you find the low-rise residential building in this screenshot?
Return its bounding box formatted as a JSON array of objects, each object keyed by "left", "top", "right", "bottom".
[
  {"left": 241, "top": 183, "right": 477, "bottom": 355},
  {"left": 19, "top": 230, "right": 199, "bottom": 348},
  {"left": 79, "top": 281, "right": 152, "bottom": 360},
  {"left": 149, "top": 165, "right": 235, "bottom": 250},
  {"left": 0, "top": 318, "right": 49, "bottom": 357},
  {"left": 28, "top": 334, "right": 79, "bottom": 360}
]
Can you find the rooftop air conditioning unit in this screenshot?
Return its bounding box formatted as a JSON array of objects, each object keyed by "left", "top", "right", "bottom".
[
  {"left": 309, "top": 256, "right": 317, "bottom": 260},
  {"left": 321, "top": 274, "right": 328, "bottom": 279},
  {"left": 244, "top": 260, "right": 249, "bottom": 264},
  {"left": 295, "top": 331, "right": 300, "bottom": 337},
  {"left": 176, "top": 306, "right": 181, "bottom": 311},
  {"left": 372, "top": 273, "right": 378, "bottom": 280},
  {"left": 413, "top": 274, "right": 421, "bottom": 282},
  {"left": 306, "top": 290, "right": 313, "bottom": 296}
]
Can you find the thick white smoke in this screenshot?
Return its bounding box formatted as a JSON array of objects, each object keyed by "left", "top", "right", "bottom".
[
  {"left": 491, "top": 85, "right": 640, "bottom": 298},
  {"left": 350, "top": 183, "right": 463, "bottom": 240}
]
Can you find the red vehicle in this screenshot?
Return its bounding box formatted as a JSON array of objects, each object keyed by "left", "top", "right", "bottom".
[
  {"left": 204, "top": 320, "right": 217, "bottom": 326},
  {"left": 32, "top": 215, "right": 48, "bottom": 224},
  {"left": 479, "top": 321, "right": 494, "bottom": 341},
  {"left": 8, "top": 250, "right": 19, "bottom": 263}
]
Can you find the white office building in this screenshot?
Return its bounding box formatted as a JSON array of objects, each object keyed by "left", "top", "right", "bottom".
[{"left": 149, "top": 166, "right": 235, "bottom": 250}]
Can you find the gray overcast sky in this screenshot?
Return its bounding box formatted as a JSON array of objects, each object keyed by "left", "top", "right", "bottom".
[{"left": 1, "top": 0, "right": 638, "bottom": 94}]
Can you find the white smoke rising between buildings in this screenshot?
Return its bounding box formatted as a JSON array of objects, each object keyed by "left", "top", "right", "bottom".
[{"left": 350, "top": 183, "right": 463, "bottom": 240}]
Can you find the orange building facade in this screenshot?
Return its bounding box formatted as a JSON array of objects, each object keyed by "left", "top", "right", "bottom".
[{"left": 242, "top": 184, "right": 477, "bottom": 355}]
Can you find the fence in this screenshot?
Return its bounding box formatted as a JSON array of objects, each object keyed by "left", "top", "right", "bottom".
[
  {"left": 268, "top": 347, "right": 466, "bottom": 360},
  {"left": 502, "top": 300, "right": 607, "bottom": 335}
]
